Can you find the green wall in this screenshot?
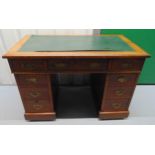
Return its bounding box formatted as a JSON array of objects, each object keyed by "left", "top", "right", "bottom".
[{"left": 101, "top": 29, "right": 155, "bottom": 84}]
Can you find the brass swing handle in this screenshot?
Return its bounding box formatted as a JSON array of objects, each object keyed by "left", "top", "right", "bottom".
[
  {"left": 122, "top": 62, "right": 132, "bottom": 68},
  {"left": 21, "top": 63, "right": 37, "bottom": 69},
  {"left": 32, "top": 104, "right": 43, "bottom": 110},
  {"left": 117, "top": 76, "right": 128, "bottom": 83},
  {"left": 30, "top": 100, "right": 44, "bottom": 110},
  {"left": 29, "top": 91, "right": 41, "bottom": 98},
  {"left": 112, "top": 103, "right": 122, "bottom": 109},
  {"left": 26, "top": 78, "right": 37, "bottom": 83},
  {"left": 89, "top": 62, "right": 100, "bottom": 68},
  {"left": 53, "top": 63, "right": 67, "bottom": 68},
  {"left": 115, "top": 89, "right": 125, "bottom": 96}
]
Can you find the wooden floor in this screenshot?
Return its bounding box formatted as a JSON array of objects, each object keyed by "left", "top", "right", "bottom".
[{"left": 0, "top": 85, "right": 155, "bottom": 124}]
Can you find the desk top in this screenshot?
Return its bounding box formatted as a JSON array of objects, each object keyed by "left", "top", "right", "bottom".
[{"left": 3, "top": 35, "right": 149, "bottom": 59}]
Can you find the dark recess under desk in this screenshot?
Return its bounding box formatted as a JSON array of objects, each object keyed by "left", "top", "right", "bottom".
[{"left": 52, "top": 74, "right": 104, "bottom": 118}]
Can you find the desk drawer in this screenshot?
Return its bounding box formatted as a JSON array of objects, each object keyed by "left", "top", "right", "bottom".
[
  {"left": 105, "top": 87, "right": 135, "bottom": 99},
  {"left": 75, "top": 59, "right": 107, "bottom": 71},
  {"left": 15, "top": 74, "right": 48, "bottom": 87},
  {"left": 24, "top": 99, "right": 52, "bottom": 113},
  {"left": 20, "top": 88, "right": 49, "bottom": 100},
  {"left": 10, "top": 60, "right": 47, "bottom": 72},
  {"left": 101, "top": 98, "right": 130, "bottom": 111},
  {"left": 48, "top": 59, "right": 107, "bottom": 72},
  {"left": 109, "top": 58, "right": 144, "bottom": 71},
  {"left": 106, "top": 73, "right": 139, "bottom": 87}
]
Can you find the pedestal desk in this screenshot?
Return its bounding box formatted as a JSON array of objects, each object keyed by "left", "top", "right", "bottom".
[{"left": 3, "top": 35, "right": 149, "bottom": 121}]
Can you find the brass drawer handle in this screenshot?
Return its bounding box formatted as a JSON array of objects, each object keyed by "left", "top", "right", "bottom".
[
  {"left": 29, "top": 92, "right": 40, "bottom": 98},
  {"left": 21, "top": 63, "right": 36, "bottom": 69},
  {"left": 117, "top": 76, "right": 128, "bottom": 83},
  {"left": 112, "top": 103, "right": 121, "bottom": 109},
  {"left": 90, "top": 63, "right": 100, "bottom": 68},
  {"left": 115, "top": 89, "right": 124, "bottom": 96},
  {"left": 122, "top": 63, "right": 132, "bottom": 68},
  {"left": 54, "top": 63, "right": 66, "bottom": 68},
  {"left": 26, "top": 78, "right": 37, "bottom": 83},
  {"left": 32, "top": 104, "right": 43, "bottom": 110}
]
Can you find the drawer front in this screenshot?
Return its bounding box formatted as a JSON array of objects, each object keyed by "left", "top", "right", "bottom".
[
  {"left": 10, "top": 60, "right": 47, "bottom": 72},
  {"left": 48, "top": 59, "right": 72, "bottom": 71},
  {"left": 24, "top": 99, "right": 53, "bottom": 113},
  {"left": 104, "top": 86, "right": 135, "bottom": 99},
  {"left": 15, "top": 74, "right": 49, "bottom": 87},
  {"left": 75, "top": 59, "right": 107, "bottom": 71},
  {"left": 109, "top": 58, "right": 144, "bottom": 71},
  {"left": 101, "top": 98, "right": 130, "bottom": 111},
  {"left": 48, "top": 59, "right": 107, "bottom": 72},
  {"left": 106, "top": 74, "right": 139, "bottom": 87},
  {"left": 20, "top": 88, "right": 49, "bottom": 100}
]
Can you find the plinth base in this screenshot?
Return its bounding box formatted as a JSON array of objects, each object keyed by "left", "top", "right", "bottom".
[
  {"left": 25, "top": 112, "right": 56, "bottom": 121},
  {"left": 99, "top": 111, "right": 129, "bottom": 120}
]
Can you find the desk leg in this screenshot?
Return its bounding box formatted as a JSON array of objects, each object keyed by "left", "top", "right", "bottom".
[
  {"left": 15, "top": 74, "right": 56, "bottom": 121},
  {"left": 99, "top": 73, "right": 138, "bottom": 120}
]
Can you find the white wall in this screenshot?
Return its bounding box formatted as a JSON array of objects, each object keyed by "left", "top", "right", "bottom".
[{"left": 0, "top": 29, "right": 93, "bottom": 85}]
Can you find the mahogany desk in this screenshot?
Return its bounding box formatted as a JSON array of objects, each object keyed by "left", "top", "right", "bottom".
[{"left": 3, "top": 35, "right": 149, "bottom": 121}]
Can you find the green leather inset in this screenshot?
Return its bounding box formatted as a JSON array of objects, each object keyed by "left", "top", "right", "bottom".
[{"left": 19, "top": 35, "right": 134, "bottom": 52}]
